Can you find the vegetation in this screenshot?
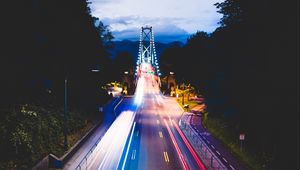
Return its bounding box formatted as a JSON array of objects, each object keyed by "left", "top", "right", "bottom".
[
  {"left": 202, "top": 115, "right": 263, "bottom": 170},
  {"left": 0, "top": 103, "right": 103, "bottom": 169},
  {"left": 1, "top": 0, "right": 113, "bottom": 169},
  {"left": 161, "top": 0, "right": 298, "bottom": 169}
]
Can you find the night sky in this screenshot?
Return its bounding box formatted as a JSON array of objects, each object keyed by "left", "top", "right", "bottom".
[{"left": 89, "top": 0, "right": 223, "bottom": 43}]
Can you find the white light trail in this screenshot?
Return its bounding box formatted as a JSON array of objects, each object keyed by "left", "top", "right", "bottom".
[
  {"left": 134, "top": 76, "right": 145, "bottom": 105},
  {"left": 81, "top": 110, "right": 136, "bottom": 170},
  {"left": 121, "top": 122, "right": 136, "bottom": 170}
]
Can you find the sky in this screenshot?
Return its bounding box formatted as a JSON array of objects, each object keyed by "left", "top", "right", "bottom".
[{"left": 89, "top": 0, "right": 224, "bottom": 43}]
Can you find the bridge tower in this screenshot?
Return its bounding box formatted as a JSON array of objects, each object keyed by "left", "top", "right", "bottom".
[{"left": 135, "top": 26, "right": 161, "bottom": 77}]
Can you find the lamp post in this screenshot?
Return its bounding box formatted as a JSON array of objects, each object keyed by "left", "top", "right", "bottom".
[
  {"left": 64, "top": 78, "right": 68, "bottom": 150},
  {"left": 182, "top": 83, "right": 185, "bottom": 105},
  {"left": 63, "top": 68, "right": 100, "bottom": 151},
  {"left": 167, "top": 71, "right": 176, "bottom": 96},
  {"left": 166, "top": 71, "right": 174, "bottom": 94}
]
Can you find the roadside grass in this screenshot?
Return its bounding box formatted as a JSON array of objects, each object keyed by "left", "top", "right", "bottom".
[
  {"left": 175, "top": 99, "right": 262, "bottom": 170},
  {"left": 202, "top": 115, "right": 262, "bottom": 170}
]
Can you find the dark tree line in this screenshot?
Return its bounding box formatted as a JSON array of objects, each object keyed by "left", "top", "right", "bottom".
[
  {"left": 160, "top": 0, "right": 298, "bottom": 169},
  {"left": 0, "top": 0, "right": 115, "bottom": 169},
  {"left": 1, "top": 0, "right": 114, "bottom": 108}
]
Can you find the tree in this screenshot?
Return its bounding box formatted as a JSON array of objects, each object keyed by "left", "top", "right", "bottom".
[
  {"left": 94, "top": 19, "right": 114, "bottom": 49},
  {"left": 0, "top": 0, "right": 115, "bottom": 168},
  {"left": 214, "top": 0, "right": 244, "bottom": 28}
]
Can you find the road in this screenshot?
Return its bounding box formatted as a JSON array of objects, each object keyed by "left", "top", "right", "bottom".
[
  {"left": 63, "top": 97, "right": 132, "bottom": 170},
  {"left": 68, "top": 63, "right": 207, "bottom": 170},
  {"left": 122, "top": 71, "right": 206, "bottom": 170},
  {"left": 62, "top": 62, "right": 246, "bottom": 170}
]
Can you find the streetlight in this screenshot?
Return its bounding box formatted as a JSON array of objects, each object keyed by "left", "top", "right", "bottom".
[
  {"left": 91, "top": 69, "right": 100, "bottom": 72},
  {"left": 166, "top": 71, "right": 175, "bottom": 95},
  {"left": 63, "top": 68, "right": 100, "bottom": 150},
  {"left": 64, "top": 78, "right": 68, "bottom": 150}
]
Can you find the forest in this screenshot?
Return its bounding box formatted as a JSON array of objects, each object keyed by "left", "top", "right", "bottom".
[
  {"left": 160, "top": 0, "right": 298, "bottom": 169},
  {"left": 0, "top": 0, "right": 117, "bottom": 168}
]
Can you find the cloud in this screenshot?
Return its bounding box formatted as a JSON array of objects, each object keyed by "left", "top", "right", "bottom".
[
  {"left": 89, "top": 0, "right": 223, "bottom": 42},
  {"left": 113, "top": 30, "right": 189, "bottom": 43},
  {"left": 110, "top": 19, "right": 190, "bottom": 43}
]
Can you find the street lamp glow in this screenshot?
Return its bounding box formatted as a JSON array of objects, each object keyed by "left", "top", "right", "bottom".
[
  {"left": 91, "top": 69, "right": 100, "bottom": 72},
  {"left": 124, "top": 71, "right": 129, "bottom": 74}
]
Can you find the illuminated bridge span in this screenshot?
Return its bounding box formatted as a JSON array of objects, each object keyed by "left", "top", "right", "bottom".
[{"left": 135, "top": 26, "right": 161, "bottom": 77}]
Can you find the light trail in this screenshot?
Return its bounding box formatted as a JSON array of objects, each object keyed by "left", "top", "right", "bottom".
[
  {"left": 164, "top": 119, "right": 189, "bottom": 170},
  {"left": 80, "top": 110, "right": 136, "bottom": 170},
  {"left": 121, "top": 121, "right": 136, "bottom": 170},
  {"left": 134, "top": 76, "right": 145, "bottom": 106},
  {"left": 172, "top": 119, "right": 206, "bottom": 170}
]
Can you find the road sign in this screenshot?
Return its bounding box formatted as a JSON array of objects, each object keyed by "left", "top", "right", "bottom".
[{"left": 239, "top": 133, "right": 245, "bottom": 140}]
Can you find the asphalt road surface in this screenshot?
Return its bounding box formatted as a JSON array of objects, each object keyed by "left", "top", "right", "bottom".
[
  {"left": 122, "top": 72, "right": 206, "bottom": 170},
  {"left": 66, "top": 64, "right": 207, "bottom": 170}
]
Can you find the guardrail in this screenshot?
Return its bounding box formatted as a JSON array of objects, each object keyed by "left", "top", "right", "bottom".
[
  {"left": 74, "top": 132, "right": 106, "bottom": 170},
  {"left": 74, "top": 97, "right": 123, "bottom": 170},
  {"left": 179, "top": 115, "right": 227, "bottom": 170}
]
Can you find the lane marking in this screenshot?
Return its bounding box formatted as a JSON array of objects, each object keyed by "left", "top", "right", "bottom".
[
  {"left": 165, "top": 152, "right": 169, "bottom": 162},
  {"left": 164, "top": 119, "right": 189, "bottom": 170},
  {"left": 216, "top": 151, "right": 221, "bottom": 155},
  {"left": 114, "top": 98, "right": 123, "bottom": 111},
  {"left": 211, "top": 145, "right": 215, "bottom": 149},
  {"left": 230, "top": 165, "right": 236, "bottom": 170},
  {"left": 163, "top": 151, "right": 170, "bottom": 162},
  {"left": 121, "top": 122, "right": 136, "bottom": 170},
  {"left": 159, "top": 131, "right": 163, "bottom": 138},
  {"left": 131, "top": 149, "right": 136, "bottom": 160},
  {"left": 222, "top": 157, "right": 228, "bottom": 163}
]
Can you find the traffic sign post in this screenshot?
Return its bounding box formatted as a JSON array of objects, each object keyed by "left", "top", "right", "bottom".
[{"left": 239, "top": 133, "right": 245, "bottom": 152}]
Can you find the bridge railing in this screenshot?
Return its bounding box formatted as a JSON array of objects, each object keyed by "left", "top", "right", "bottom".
[
  {"left": 74, "top": 132, "right": 106, "bottom": 170},
  {"left": 74, "top": 97, "right": 123, "bottom": 170},
  {"left": 179, "top": 115, "right": 228, "bottom": 170}
]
